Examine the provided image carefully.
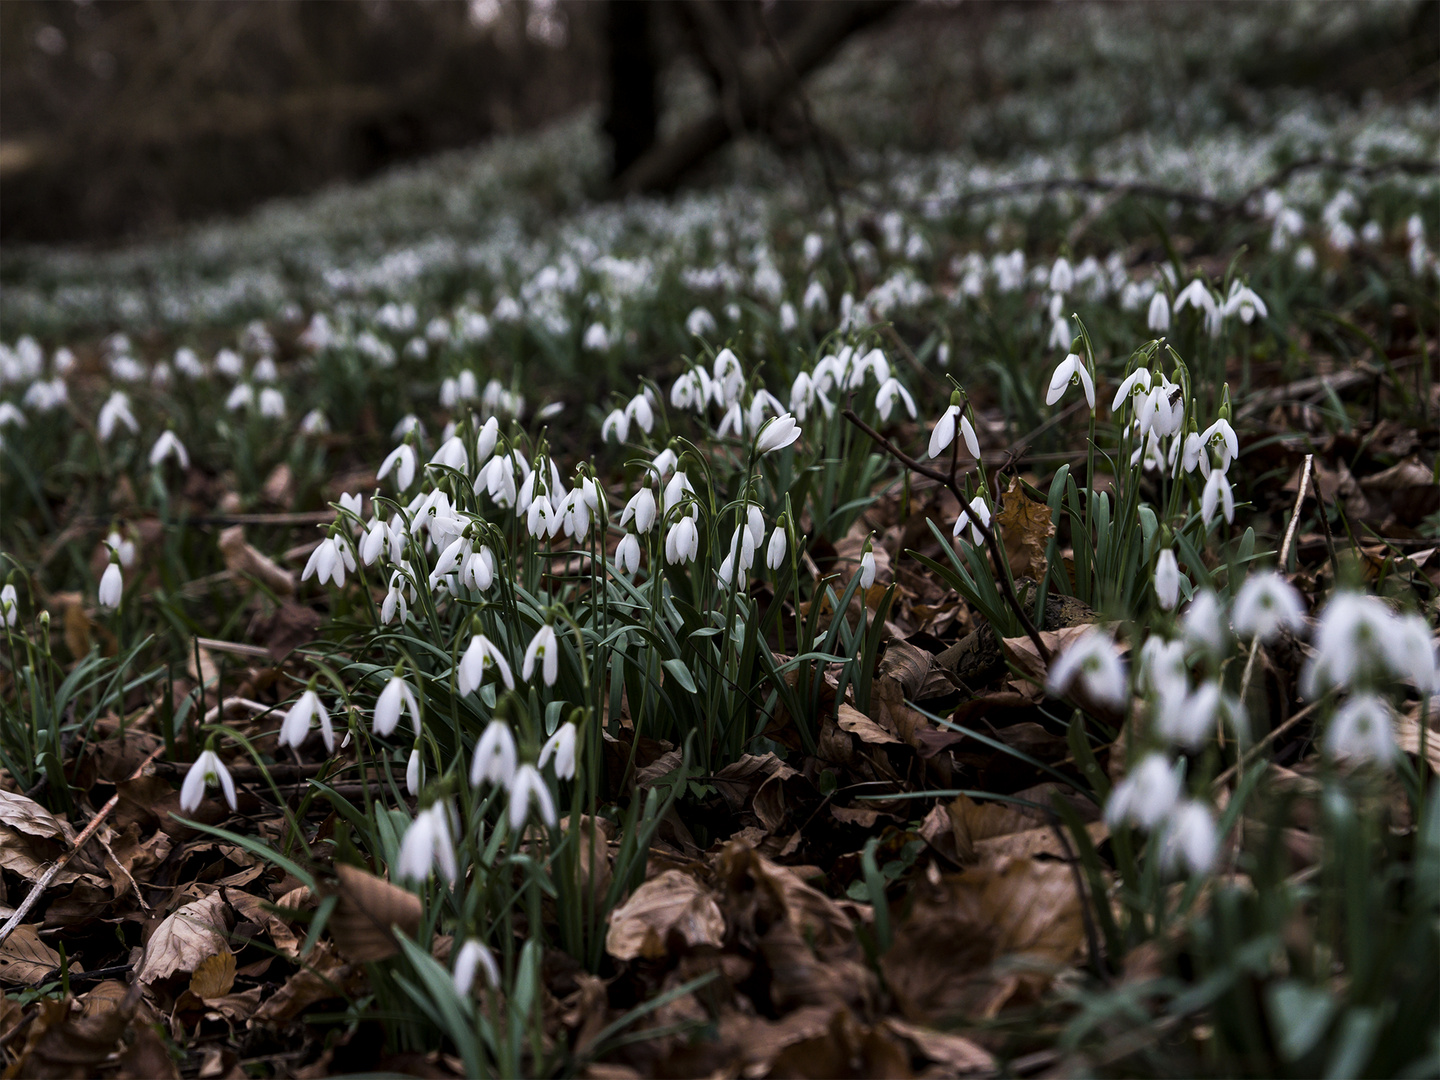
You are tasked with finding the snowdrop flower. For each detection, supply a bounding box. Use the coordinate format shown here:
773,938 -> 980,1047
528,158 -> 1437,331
686,307 -> 717,338
755,413 -> 801,454
1232,572 -> 1306,642
1139,636 -> 1189,703
621,486 -> 657,534
180,749 -> 237,813
1224,282 -> 1267,324
1294,246 -> 1317,273
526,493 -> 559,539
1105,753 -> 1182,829
429,435 -> 468,474
1301,592 -> 1402,697
1323,693 -> 1398,766
952,494 -> 992,546
458,633 -> 514,695
1159,800 -> 1218,875
1181,591 -> 1227,657
1395,613 -> 1439,693
453,940 -> 500,995
928,403 -> 959,459
802,279 -> 829,315
1047,628 -> 1128,709
539,722 -> 578,779
378,444 -> 417,491
359,518 -> 388,565
1147,292 -> 1171,333
97,392 -> 138,441
98,561 -> 124,609
662,470 -> 694,514
398,803 -> 457,883
601,408 -> 629,443
508,764 -> 557,831
0,584 -> 17,628
149,431 -> 189,469
1158,681 -> 1243,749
874,378 -> 916,422
1049,257 -> 1074,294
583,322 -> 610,352
523,624 -> 560,686
406,748 -> 423,796
0,403 -> 25,431
279,688 -> 335,752
1200,418 -> 1239,473
301,535 -> 357,587
258,388 -> 286,419
105,530 -> 136,567
665,515 -> 700,565
381,573 -> 409,625
460,546 -> 495,592
470,720 -> 518,789
766,523 -> 787,571
779,301 -> 798,333
1045,353 -> 1094,409
1154,549 -> 1182,611
858,545 -> 877,590
616,532 -> 642,576
1173,279 -> 1216,320
1111,368 -> 1153,415
374,674 -> 421,738
475,416 -> 499,467
299,409 -> 329,436
1200,469 -> 1235,526
626,392 -> 655,434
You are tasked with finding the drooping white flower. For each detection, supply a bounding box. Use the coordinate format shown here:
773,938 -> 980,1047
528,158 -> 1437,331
279,689 -> 335,752
453,939 -> 501,995
1049,257 -> 1074,294
508,764 -> 557,831
1200,419 -> 1240,473
874,378 -> 917,422
374,674 -> 421,738
406,748 -> 423,795
601,408 -> 629,444
1139,635 -> 1189,703
1158,680 -> 1244,749
665,515 -> 699,565
301,536 -> 357,588
1104,753 -> 1182,830
1159,800 -> 1218,875
1200,469 -> 1235,526
397,803 -> 457,883
460,547 -> 495,592
1223,283 -> 1267,324
859,548 -> 876,590
0,584 -> 18,628
1147,292 -> 1171,333
470,720 -> 518,789
523,624 -> 560,686
952,494 -> 992,546
622,486 -> 657,534
97,391 -> 139,442
149,431 -> 190,469
1044,353 -> 1095,409
429,435 -> 469,474
1301,592 -> 1411,697
756,413 -> 801,454
378,444 -> 417,491
662,471 -> 693,514
1323,693 -> 1398,766
1111,368 -> 1153,414
1394,613 -> 1439,693
1047,627 -> 1128,709
1174,279 -> 1217,320
616,532 -> 642,576
766,525 -> 787,571
539,722 -> 578,779
1181,591 -> 1227,657
179,749 -> 237,813
98,562 -> 124,608
1154,549 -> 1182,611
1232,571 -> 1306,642
458,634 -> 514,695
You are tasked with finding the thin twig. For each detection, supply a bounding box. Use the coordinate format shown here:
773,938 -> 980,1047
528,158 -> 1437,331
841,407 -> 1051,662
0,744 -> 165,946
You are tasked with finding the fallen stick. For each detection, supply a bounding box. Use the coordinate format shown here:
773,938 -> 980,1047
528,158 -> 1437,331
0,744 -> 165,946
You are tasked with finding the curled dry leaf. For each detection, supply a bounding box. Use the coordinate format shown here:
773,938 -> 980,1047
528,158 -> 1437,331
881,856 -> 1087,1022
605,870 -> 725,961
189,949 -> 237,999
0,789 -> 74,842
137,891 -> 230,984
882,1016 -> 996,1075
838,702 -> 902,746
253,941 -> 354,1023
10,982 -> 141,1080
327,863 -> 423,963
997,475 -> 1055,579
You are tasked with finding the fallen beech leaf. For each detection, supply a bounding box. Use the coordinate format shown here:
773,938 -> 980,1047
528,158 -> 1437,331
117,1020 -> 181,1080
882,856 -> 1087,1022
837,703 -> 901,745
997,475 -> 1054,579
974,819 -> 1109,862
0,789 -> 74,842
883,1016 -> 995,1074
78,980 -> 131,1020
945,794 -> 1043,863
138,891 -> 230,984
605,870 -> 725,961
328,863 -> 423,963
190,950 -> 237,999
218,525 -> 295,595
11,983 -> 140,1080
253,942 -> 353,1023
0,923 -> 62,984
765,1005 -> 910,1079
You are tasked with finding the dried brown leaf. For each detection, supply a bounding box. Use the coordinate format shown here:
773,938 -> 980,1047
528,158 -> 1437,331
0,924 -> 61,985
605,870 -> 725,961
837,703 -> 902,745
189,949 -> 237,999
137,891 -> 230,984
997,476 -> 1054,580
328,863 -> 423,963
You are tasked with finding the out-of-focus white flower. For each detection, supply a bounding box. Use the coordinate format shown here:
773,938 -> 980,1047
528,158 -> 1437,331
756,413 -> 801,454
180,749 -> 237,813
1049,257 -> 1074,294
1045,353 -> 1094,409
1139,635 -> 1188,703
1181,591 -> 1227,656
583,322 -> 610,352
1232,571 -> 1306,642
1301,592 -> 1416,697
1159,800 -> 1218,875
1105,753 -> 1181,829
98,561 -> 124,608
149,431 -> 190,469
1147,292 -> 1171,333
1224,282 -> 1267,324
458,634 -> 514,695
1395,613 -> 1439,693
875,378 -> 916,422
685,307 -> 717,337
97,391 -> 138,442
1174,279 -> 1216,320
1323,693 -> 1398,766
258,388 -> 286,418
105,530 -> 136,568
508,764 -> 557,831
1158,680 -> 1244,749
453,939 -> 500,995
374,674 -> 421,738
523,624 -> 560,686
279,689 -> 334,752
398,803 -> 457,883
471,720 -> 518,789
539,722 -> 578,779
406,748 -> 423,796
1201,469 -> 1235,526
1154,549 -> 1182,611
1047,627 -> 1128,709
779,301 -> 798,333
